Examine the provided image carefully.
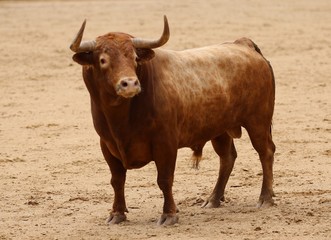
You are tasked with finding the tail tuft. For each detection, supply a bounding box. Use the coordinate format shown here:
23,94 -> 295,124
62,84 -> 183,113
191,144 -> 205,169
192,151 -> 202,169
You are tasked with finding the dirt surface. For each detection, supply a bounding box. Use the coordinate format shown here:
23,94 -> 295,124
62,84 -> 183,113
0,0 -> 330,239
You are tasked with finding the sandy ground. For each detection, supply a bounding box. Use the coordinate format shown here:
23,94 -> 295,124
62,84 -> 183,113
0,0 -> 330,239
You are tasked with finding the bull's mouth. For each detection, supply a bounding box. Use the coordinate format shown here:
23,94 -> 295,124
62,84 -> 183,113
116,88 -> 141,98
120,92 -> 140,98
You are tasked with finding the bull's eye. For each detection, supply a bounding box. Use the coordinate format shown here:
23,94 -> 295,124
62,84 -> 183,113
99,53 -> 110,69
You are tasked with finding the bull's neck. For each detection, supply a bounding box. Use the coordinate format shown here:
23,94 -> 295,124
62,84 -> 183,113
100,95 -> 132,131
104,61 -> 155,133
84,60 -> 155,141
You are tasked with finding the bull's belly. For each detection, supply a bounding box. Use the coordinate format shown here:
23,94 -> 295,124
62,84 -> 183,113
177,117 -> 241,148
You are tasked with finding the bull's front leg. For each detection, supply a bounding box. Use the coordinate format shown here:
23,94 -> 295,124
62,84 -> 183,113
154,144 -> 178,226
100,140 -> 128,224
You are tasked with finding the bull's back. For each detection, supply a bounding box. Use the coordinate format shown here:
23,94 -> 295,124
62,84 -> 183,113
153,42 -> 274,147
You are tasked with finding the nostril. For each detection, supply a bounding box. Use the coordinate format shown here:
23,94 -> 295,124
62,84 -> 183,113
134,80 -> 139,86
121,81 -> 128,88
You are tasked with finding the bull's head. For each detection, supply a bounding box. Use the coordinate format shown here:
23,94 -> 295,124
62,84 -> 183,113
70,16 -> 169,98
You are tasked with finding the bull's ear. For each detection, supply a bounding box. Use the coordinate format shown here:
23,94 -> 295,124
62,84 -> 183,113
135,48 -> 155,64
72,52 -> 94,65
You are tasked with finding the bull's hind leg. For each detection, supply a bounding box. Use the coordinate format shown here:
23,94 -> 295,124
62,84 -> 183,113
246,125 -> 276,207
202,133 -> 237,208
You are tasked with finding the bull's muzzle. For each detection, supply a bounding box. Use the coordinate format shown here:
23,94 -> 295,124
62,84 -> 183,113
116,78 -> 141,98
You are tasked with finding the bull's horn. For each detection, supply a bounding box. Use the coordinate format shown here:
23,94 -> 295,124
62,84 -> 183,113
70,19 -> 96,53
132,15 -> 170,49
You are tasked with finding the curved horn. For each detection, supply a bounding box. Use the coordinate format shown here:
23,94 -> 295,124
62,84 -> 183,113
70,19 -> 96,53
132,15 -> 170,49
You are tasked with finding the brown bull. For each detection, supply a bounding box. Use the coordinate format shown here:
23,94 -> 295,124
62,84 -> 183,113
70,16 -> 276,226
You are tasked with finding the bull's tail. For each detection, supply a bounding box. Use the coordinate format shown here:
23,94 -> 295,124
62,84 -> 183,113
234,38 -> 275,94
234,37 -> 263,55
251,40 -> 275,140
192,151 -> 202,169
252,41 -> 263,55
251,40 -> 276,98
235,37 -> 276,137
191,144 -> 205,169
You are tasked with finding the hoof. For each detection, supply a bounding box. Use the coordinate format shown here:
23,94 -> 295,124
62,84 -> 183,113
201,199 -> 220,208
157,213 -> 178,226
257,198 -> 275,208
106,212 -> 127,225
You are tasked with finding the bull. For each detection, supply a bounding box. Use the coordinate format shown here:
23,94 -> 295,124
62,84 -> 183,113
69,16 -> 276,226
